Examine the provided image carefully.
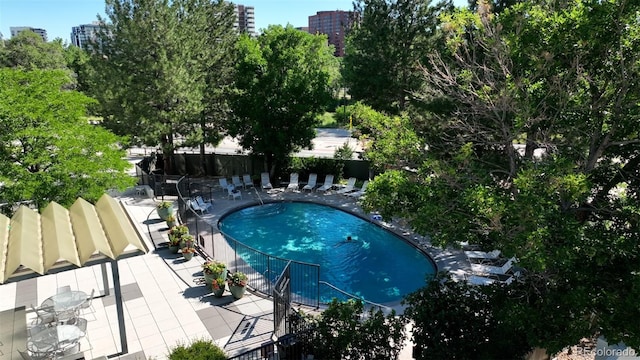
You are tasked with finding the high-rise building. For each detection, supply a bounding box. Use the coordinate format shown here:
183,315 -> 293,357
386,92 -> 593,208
10,26 -> 48,42
308,11 -> 353,57
234,4 -> 256,36
71,22 -> 102,50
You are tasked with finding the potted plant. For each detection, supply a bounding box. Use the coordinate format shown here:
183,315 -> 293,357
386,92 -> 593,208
181,246 -> 196,261
179,234 -> 194,249
227,271 -> 248,299
202,260 -> 226,290
165,214 -> 177,228
156,201 -> 174,220
211,277 -> 226,297
168,225 -> 188,253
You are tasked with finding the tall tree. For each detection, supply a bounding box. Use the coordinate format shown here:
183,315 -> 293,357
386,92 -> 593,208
0,69 -> 134,213
343,0 -> 452,114
227,25 -> 337,176
91,0 -> 236,173
0,30 -> 67,70
363,0 -> 640,355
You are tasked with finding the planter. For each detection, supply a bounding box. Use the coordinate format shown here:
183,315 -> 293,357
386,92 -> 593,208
157,206 -> 174,220
212,284 -> 226,298
168,245 -> 180,254
183,252 -> 194,261
204,270 -> 226,290
166,220 -> 176,228
229,284 -> 246,299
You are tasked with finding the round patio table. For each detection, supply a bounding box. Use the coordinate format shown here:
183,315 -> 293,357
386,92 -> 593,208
41,290 -> 87,313
27,324 -> 84,356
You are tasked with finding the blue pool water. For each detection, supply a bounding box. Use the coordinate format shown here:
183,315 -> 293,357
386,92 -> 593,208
218,202 -> 436,304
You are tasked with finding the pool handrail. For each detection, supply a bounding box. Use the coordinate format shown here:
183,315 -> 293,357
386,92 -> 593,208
318,280 -> 394,315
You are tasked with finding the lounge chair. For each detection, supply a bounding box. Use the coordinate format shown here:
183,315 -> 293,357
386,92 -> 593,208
464,249 -> 501,260
287,173 -> 299,191
219,178 -> 230,193
316,175 -> 334,192
232,175 -> 244,189
195,196 -> 213,212
187,199 -> 206,214
335,177 -> 357,194
261,172 -> 273,191
346,180 -> 369,198
471,257 -> 516,275
302,173 -> 318,192
242,174 -> 254,189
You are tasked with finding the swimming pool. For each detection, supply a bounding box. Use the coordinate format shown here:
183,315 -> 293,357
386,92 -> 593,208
218,202 -> 436,304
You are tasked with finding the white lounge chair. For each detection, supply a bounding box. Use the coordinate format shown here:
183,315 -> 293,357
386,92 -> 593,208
316,174 -> 334,192
287,173 -> 299,191
232,175 -> 244,189
302,173 -> 317,192
195,196 -> 213,212
261,172 -> 273,191
188,199 -> 206,213
242,174 -> 254,189
471,257 -> 516,275
464,250 -> 501,260
335,177 -> 357,194
227,185 -> 242,200
346,180 -> 369,198
219,178 -> 230,193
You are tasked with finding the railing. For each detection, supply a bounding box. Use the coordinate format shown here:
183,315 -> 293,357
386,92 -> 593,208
175,176 -> 391,313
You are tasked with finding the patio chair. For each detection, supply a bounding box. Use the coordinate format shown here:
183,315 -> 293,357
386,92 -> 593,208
302,173 -> 318,192
187,199 -> 206,214
242,174 -> 255,189
346,180 -> 369,198
471,257 -> 516,275
218,178 -> 230,193
286,173 -> 299,191
30,304 -> 55,325
316,174 -> 334,192
195,196 -> 213,212
56,286 -> 71,294
261,172 -> 273,191
227,185 -> 242,200
464,249 -> 501,260
232,175 -> 244,189
335,177 -> 357,194
79,289 -> 95,314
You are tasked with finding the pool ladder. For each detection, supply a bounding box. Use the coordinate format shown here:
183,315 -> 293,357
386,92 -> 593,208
253,187 -> 264,205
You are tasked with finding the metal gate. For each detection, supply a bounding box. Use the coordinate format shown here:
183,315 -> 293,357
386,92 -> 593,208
273,261 -> 291,338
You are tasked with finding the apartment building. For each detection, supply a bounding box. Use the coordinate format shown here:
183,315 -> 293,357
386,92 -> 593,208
10,26 -> 48,41
308,10 -> 353,57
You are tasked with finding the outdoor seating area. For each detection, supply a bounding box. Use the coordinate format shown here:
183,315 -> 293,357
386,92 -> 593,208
24,288 -> 94,360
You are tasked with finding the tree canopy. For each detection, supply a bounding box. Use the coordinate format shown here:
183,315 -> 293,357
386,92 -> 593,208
0,30 -> 67,70
357,0 -> 640,355
91,0 -> 237,172
0,68 -> 134,212
227,25 -> 337,175
343,0 -> 452,114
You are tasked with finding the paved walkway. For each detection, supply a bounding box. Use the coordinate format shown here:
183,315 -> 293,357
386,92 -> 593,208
0,183 -> 469,360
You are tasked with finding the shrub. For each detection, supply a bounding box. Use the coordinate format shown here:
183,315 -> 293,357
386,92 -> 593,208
168,339 -> 226,360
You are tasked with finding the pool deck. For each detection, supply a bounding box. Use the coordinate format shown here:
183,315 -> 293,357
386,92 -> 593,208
0,185 -> 470,360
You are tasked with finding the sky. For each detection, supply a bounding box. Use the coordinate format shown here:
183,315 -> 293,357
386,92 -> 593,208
0,0 -> 467,44
0,0 -> 352,43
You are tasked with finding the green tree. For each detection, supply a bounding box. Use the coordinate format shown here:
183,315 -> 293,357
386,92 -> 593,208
227,25 -> 337,176
0,69 -> 134,213
91,0 -> 236,173
0,30 -> 67,70
297,299 -> 406,359
343,0 -> 452,114
363,0 -> 640,355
